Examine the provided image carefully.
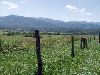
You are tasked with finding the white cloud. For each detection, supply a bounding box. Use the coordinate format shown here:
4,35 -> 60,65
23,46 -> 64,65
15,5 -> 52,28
79,8 -> 92,16
65,5 -> 78,12
65,4 -> 93,16
1,1 -> 18,10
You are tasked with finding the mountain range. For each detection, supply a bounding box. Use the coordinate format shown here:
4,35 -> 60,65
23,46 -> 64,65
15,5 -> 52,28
0,15 -> 100,33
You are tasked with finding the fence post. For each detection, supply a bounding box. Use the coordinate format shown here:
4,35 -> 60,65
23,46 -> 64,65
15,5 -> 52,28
35,30 -> 42,75
80,37 -> 88,49
85,38 -> 88,48
88,38 -> 89,43
80,38 -> 83,49
94,36 -> 95,40
71,36 -> 75,57
90,37 -> 91,43
83,38 -> 86,49
80,38 -> 85,49
99,33 -> 100,43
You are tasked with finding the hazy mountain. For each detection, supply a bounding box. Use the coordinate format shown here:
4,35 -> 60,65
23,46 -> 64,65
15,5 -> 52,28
0,15 -> 100,33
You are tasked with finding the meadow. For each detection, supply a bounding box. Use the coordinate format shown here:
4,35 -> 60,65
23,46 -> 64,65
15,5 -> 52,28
0,30 -> 100,75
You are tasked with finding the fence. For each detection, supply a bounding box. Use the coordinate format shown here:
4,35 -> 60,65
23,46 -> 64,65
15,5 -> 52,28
34,30 -> 99,74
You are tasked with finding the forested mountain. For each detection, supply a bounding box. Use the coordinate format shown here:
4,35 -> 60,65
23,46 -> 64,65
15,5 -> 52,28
0,15 -> 100,33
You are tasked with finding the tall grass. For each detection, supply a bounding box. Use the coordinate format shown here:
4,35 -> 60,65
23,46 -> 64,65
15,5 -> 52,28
0,35 -> 99,75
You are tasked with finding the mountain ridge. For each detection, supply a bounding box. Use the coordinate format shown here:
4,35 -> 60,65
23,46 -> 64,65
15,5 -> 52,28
0,15 -> 100,33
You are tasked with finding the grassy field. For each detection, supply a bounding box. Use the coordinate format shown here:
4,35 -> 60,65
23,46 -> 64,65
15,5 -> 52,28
0,33 -> 99,75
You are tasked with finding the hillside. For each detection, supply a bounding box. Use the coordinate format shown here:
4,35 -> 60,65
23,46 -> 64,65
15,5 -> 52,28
0,15 -> 100,33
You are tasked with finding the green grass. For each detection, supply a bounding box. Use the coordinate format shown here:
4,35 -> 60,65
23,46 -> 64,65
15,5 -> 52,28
0,34 -> 99,75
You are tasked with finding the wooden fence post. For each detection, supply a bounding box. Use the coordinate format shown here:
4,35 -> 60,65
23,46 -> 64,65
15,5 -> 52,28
80,38 -> 84,49
90,37 -> 91,43
85,38 -> 88,48
80,38 -> 83,49
71,36 -> 75,57
35,30 -> 42,75
99,33 -> 100,43
80,37 -> 88,49
83,38 -> 86,49
94,36 -> 95,40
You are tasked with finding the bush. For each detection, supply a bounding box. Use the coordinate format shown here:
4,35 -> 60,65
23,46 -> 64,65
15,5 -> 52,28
24,34 -> 33,37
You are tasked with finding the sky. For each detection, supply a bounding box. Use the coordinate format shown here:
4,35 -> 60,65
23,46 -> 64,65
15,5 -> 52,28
0,0 -> 100,22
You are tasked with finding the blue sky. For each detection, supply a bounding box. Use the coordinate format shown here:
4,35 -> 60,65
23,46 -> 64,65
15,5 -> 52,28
0,0 -> 100,22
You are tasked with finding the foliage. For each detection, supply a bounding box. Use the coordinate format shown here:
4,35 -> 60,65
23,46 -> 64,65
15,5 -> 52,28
0,35 -> 99,75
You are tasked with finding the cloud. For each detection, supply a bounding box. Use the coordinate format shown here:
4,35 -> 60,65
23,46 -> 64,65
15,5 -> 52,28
79,8 -> 92,16
65,5 -> 78,12
65,4 -> 93,16
1,1 -> 18,10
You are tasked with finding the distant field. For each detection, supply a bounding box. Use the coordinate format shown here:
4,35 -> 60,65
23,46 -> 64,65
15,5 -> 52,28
0,31 -> 99,75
